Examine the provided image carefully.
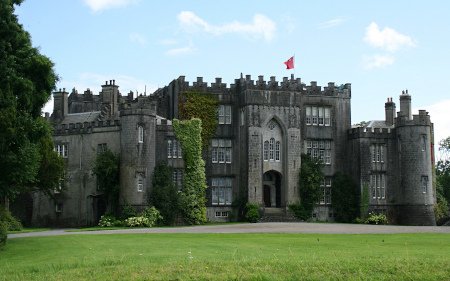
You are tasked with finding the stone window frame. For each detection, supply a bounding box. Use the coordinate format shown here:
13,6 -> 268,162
370,173 -> 386,199
211,139 -> 232,164
305,106 -> 331,127
371,144 -> 385,163
55,143 -> 68,158
211,177 -> 232,206
138,125 -> 144,143
136,173 -> 144,192
306,139 -> 332,165
421,175 -> 428,193
167,139 -> 182,159
172,168 -> 184,191
218,104 -> 232,125
55,203 -> 63,213
319,178 -> 332,205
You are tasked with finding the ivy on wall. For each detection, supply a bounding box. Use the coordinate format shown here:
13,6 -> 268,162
173,118 -> 207,224
178,92 -> 218,148
331,172 -> 359,223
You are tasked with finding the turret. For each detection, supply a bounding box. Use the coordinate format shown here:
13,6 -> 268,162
385,97 -> 396,126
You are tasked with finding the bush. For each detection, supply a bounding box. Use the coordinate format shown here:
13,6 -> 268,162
0,221 -> 7,247
245,203 -> 260,223
140,206 -> 163,226
365,212 -> 388,225
98,214 -> 121,227
288,203 -> 310,221
124,216 -> 151,227
120,204 -> 137,220
0,207 -> 22,231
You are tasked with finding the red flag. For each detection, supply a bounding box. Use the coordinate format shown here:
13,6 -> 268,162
284,56 -> 294,69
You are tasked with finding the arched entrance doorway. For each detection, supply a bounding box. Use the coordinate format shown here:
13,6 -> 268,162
263,171 -> 281,208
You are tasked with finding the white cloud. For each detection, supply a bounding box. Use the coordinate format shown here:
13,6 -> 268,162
363,54 -> 395,69
83,0 -> 139,12
129,32 -> 147,46
165,44 -> 196,56
364,22 -> 416,52
177,11 -> 276,41
318,17 -> 345,29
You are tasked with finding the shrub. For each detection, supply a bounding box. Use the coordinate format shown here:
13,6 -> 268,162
120,204 -> 137,220
98,214 -> 121,227
288,203 -> 310,221
124,216 -> 151,227
140,206 -> 163,226
245,203 -> 260,223
0,207 -> 23,231
0,221 -> 7,247
365,212 -> 388,225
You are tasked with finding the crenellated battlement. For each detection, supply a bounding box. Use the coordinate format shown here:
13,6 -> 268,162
170,74 -> 351,97
348,126 -> 394,139
53,118 -> 120,135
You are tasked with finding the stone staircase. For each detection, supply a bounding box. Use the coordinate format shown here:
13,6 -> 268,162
259,208 -> 301,222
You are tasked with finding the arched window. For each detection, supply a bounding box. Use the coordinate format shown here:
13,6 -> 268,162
138,126 -> 144,143
269,138 -> 275,160
275,141 -> 280,161
167,140 -> 172,158
263,141 -> 269,161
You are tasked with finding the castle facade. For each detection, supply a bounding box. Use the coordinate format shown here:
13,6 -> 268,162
29,74 -> 436,226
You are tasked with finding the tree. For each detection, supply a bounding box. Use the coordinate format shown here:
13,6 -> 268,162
436,137 -> 450,223
92,149 -> 120,214
0,0 -> 62,200
294,154 -> 324,220
150,163 -> 180,225
331,172 -> 359,222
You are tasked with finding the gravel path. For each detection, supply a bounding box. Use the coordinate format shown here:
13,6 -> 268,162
8,222 -> 450,239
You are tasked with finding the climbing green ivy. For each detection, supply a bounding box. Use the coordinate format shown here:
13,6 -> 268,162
178,92 -> 218,148
173,118 -> 207,224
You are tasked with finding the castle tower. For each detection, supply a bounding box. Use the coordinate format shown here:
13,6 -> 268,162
395,94 -> 435,225
119,96 -> 157,211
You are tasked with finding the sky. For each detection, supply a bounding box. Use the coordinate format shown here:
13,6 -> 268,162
15,0 -> 450,158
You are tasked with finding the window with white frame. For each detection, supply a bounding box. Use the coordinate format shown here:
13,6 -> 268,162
421,175 -> 428,193
55,144 -> 68,158
211,139 -> 232,164
306,139 -> 332,164
215,211 -> 229,217
172,169 -> 183,190
319,178 -> 332,205
263,138 -> 281,162
218,105 -> 232,124
55,178 -> 63,194
371,144 -> 385,163
305,106 -> 331,126
370,173 -> 386,199
138,126 -> 144,143
136,173 -> 144,192
167,139 -> 182,159
211,177 -> 232,205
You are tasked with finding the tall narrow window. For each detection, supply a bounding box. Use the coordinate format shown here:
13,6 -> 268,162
421,176 -> 428,193
312,106 -> 318,125
269,138 -> 275,160
225,105 -> 232,124
172,140 -> 178,159
167,140 -> 172,158
138,126 -> 144,143
318,107 -> 324,125
218,105 -> 225,124
422,135 -> 427,152
324,108 -> 331,126
275,141 -> 280,161
177,141 -> 183,158
306,106 -> 312,125
263,141 -> 269,161
211,177 -> 232,206
218,105 -> 232,124
137,174 -> 144,192
381,175 -> 386,199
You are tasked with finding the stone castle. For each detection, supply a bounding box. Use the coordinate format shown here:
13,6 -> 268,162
27,74 -> 436,226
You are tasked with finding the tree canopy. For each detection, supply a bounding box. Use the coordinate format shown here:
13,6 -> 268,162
0,0 -> 63,199
92,149 -> 120,213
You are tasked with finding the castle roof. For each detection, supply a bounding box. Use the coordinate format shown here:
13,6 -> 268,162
61,111 -> 101,124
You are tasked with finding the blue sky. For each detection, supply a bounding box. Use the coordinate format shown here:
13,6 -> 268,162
16,0 -> 450,155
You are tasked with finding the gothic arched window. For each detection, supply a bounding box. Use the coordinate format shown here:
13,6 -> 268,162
275,141 -> 280,161
269,138 -> 275,160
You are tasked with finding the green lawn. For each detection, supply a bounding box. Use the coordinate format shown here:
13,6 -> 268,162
7,227 -> 51,234
1,233 -> 449,280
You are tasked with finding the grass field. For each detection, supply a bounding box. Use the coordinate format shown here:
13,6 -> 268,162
1,233 -> 450,280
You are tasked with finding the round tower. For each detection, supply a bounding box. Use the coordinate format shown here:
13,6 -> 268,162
119,96 -> 156,211
396,108 -> 435,225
